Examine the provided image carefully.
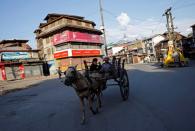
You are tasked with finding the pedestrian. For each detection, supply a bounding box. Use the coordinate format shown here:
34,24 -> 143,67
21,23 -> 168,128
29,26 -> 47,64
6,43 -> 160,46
57,67 -> 62,79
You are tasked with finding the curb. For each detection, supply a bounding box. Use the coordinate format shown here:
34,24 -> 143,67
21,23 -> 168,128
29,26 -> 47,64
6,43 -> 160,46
0,82 -> 41,96
0,76 -> 58,96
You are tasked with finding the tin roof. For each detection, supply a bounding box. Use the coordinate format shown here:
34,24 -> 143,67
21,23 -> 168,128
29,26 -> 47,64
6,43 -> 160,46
0,39 -> 29,44
44,13 -> 84,21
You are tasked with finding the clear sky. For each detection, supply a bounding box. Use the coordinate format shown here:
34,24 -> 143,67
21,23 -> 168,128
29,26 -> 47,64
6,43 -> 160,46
0,0 -> 195,48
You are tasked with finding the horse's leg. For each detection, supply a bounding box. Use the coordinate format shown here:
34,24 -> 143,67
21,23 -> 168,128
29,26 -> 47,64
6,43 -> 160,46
89,94 -> 96,115
98,88 -> 102,108
80,97 -> 85,124
99,83 -> 103,107
96,93 -> 100,113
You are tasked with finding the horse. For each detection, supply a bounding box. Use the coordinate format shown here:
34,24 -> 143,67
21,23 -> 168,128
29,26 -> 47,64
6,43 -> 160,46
63,66 -> 103,124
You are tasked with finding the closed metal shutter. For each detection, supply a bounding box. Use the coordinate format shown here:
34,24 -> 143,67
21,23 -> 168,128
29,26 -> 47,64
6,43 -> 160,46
24,65 -> 43,78
0,69 -> 2,80
5,66 -> 20,80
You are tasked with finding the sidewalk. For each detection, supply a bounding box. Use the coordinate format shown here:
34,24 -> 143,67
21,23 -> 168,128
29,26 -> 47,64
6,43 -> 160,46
0,75 -> 58,95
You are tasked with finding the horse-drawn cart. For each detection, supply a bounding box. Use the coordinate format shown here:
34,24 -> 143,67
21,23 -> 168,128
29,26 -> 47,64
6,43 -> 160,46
84,57 -> 129,101
63,57 -> 130,124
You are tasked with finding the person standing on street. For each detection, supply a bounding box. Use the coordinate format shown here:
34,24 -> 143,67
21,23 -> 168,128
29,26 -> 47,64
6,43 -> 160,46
57,67 -> 62,79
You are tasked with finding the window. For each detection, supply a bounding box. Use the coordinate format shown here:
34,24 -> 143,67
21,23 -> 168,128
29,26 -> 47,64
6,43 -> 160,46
85,23 -> 90,27
46,37 -> 50,44
56,46 -> 61,51
49,36 -> 52,42
56,44 -> 69,51
47,48 -> 51,55
76,21 -> 82,26
51,47 -> 54,54
71,44 -> 80,49
67,19 -> 72,24
58,19 -> 62,25
49,23 -> 54,28
48,24 -> 52,28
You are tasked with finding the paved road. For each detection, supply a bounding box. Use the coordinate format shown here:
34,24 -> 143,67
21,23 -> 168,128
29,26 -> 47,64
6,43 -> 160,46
0,64 -> 195,131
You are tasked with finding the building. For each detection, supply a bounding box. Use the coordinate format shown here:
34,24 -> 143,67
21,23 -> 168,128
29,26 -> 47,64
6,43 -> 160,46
111,42 -> 129,62
0,39 -> 43,81
154,32 -> 187,61
124,40 -> 146,64
107,46 -> 113,57
34,13 -> 103,73
143,34 -> 165,62
192,24 -> 195,44
187,24 -> 195,58
108,39 -> 146,64
107,40 -> 129,57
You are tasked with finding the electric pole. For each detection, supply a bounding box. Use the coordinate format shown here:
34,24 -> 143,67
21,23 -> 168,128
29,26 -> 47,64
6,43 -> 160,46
99,0 -> 108,56
163,7 -> 175,48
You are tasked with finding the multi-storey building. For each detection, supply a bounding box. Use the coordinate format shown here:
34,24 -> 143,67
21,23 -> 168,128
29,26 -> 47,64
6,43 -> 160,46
0,39 -> 42,80
143,34 -> 165,61
34,13 -> 103,74
124,40 -> 146,64
191,24 -> 195,46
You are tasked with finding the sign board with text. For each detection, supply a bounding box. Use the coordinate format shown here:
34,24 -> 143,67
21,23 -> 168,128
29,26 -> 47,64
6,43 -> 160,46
52,31 -> 103,45
53,51 -> 68,59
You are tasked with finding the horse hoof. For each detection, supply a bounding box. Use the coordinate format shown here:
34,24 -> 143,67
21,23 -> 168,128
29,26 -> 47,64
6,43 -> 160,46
92,111 -> 97,115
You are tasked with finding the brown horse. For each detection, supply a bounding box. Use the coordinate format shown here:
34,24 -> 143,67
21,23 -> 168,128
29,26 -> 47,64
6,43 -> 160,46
64,66 -> 103,124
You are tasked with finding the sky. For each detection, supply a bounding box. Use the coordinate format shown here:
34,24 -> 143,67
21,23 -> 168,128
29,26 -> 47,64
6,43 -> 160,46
0,0 -> 195,49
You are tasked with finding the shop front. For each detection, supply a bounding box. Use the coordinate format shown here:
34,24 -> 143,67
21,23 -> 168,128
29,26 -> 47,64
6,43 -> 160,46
54,49 -> 102,71
0,51 -> 43,80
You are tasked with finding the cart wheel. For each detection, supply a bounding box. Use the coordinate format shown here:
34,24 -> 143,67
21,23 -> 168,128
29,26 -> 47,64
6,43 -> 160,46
119,69 -> 129,101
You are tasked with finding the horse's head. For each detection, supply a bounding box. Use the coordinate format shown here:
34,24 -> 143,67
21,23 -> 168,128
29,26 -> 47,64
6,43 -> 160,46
64,66 -> 77,86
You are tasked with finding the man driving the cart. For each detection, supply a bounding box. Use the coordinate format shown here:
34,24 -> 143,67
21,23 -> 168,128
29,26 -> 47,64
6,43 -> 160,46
99,56 -> 112,74
90,58 -> 102,72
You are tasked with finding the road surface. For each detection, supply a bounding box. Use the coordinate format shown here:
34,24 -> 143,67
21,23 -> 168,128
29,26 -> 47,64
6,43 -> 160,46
0,63 -> 195,131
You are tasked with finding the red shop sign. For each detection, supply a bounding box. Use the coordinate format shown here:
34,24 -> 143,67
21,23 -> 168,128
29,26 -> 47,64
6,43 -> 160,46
51,33 -> 68,45
19,65 -> 25,79
68,31 -> 102,43
54,51 -> 68,59
72,50 -> 100,56
1,66 -> 7,80
52,31 -> 102,45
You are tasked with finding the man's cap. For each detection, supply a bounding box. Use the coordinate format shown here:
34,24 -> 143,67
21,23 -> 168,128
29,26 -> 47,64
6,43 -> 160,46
103,56 -> 109,61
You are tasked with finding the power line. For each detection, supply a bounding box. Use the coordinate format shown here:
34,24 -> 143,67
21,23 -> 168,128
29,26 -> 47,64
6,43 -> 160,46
172,0 -> 193,8
103,8 -> 146,22
103,9 -> 117,17
85,11 -> 99,18
173,2 -> 195,11
171,0 -> 186,8
151,16 -> 165,35
103,8 -> 166,37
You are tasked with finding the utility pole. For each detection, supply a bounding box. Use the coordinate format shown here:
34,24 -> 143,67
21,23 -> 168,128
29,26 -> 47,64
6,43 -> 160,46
163,7 -> 175,48
99,0 -> 108,56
